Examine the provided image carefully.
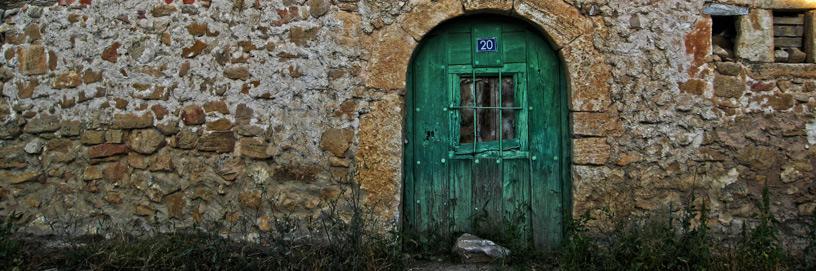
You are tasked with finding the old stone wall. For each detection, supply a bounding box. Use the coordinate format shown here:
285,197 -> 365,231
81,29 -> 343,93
0,0 -> 814,249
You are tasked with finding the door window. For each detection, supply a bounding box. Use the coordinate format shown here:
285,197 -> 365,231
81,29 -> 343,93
459,76 -> 516,144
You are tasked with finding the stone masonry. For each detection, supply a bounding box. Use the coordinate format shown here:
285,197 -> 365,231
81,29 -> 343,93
0,0 -> 814,250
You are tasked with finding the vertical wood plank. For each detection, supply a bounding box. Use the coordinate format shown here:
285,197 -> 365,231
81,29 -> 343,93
450,159 -> 473,234
404,54 -> 416,239
526,29 -> 564,250
503,158 -> 531,245
473,158 -> 502,234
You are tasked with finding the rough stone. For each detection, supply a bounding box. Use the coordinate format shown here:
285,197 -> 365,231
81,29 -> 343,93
52,70 -> 82,89
197,132 -> 235,153
716,62 -> 743,76
23,115 -> 61,134
307,0 -> 330,18
112,113 -> 154,129
239,137 -> 272,159
0,171 -> 41,185
713,74 -> 745,98
206,118 -> 232,131
573,112 -> 621,137
239,191 -> 262,209
127,129 -> 166,154
101,42 -> 121,63
573,138 -> 610,165
151,4 -> 177,17
173,128 -> 199,149
87,144 -> 128,159
182,40 -> 208,58
289,27 -> 319,46
203,100 -> 229,114
452,234 -> 510,264
181,105 -> 205,125
81,130 -> 106,145
223,66 -> 250,80
362,26 -> 416,90
735,9 -> 774,62
18,45 -> 48,75
320,128 -> 353,157
24,138 -> 45,154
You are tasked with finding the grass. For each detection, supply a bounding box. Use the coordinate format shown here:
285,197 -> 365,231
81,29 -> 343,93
1,187 -> 814,270
0,188 -> 403,271
557,187 -> 812,271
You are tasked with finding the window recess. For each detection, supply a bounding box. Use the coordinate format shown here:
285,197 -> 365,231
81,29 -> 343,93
712,15 -> 738,61
773,11 -> 808,63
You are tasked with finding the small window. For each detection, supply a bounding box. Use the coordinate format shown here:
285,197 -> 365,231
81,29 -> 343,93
458,76 -> 515,144
773,11 -> 808,63
712,15 -> 737,61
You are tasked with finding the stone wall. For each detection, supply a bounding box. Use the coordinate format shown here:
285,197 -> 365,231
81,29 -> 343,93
0,0 -> 814,249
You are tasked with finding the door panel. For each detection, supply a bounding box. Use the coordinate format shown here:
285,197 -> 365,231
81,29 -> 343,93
404,17 -> 568,250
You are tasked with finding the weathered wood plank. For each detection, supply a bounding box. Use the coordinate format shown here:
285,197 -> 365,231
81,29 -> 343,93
774,25 -> 804,37
473,158 -> 502,234
774,14 -> 805,25
775,37 -> 804,48
526,30 -> 565,250
450,159 -> 473,234
503,158 -> 531,245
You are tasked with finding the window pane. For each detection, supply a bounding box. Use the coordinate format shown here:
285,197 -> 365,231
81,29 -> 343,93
501,77 -> 514,108
477,109 -> 498,142
459,108 -> 474,143
502,109 -> 516,140
460,78 -> 474,107
477,109 -> 516,142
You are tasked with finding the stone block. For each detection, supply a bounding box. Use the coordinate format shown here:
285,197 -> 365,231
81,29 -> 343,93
363,25 -> 416,90
572,112 -> 621,137
181,105 -> 205,125
127,129 -> 166,154
464,0 -> 513,11
561,35 -> 611,112
81,130 -> 106,145
320,127 -> 354,157
23,114 -> 61,134
112,113 -> 154,129
307,0 -> 330,18
18,45 -> 48,75
573,138 -> 610,165
401,0 -> 463,40
714,74 -> 745,98
197,132 -> 235,153
52,70 -> 82,89
735,9 -> 774,62
239,138 -> 273,159
87,143 -> 128,159
0,171 -> 40,185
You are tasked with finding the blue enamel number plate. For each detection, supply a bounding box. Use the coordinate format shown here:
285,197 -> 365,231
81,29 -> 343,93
476,37 -> 498,53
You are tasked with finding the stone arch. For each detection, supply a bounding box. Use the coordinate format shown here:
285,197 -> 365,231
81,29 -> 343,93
355,0 -> 614,221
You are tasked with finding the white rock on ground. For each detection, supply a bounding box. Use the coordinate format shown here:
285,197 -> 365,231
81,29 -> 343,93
451,234 -> 510,264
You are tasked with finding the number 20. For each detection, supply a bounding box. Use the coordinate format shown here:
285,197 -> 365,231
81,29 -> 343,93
479,39 -> 495,51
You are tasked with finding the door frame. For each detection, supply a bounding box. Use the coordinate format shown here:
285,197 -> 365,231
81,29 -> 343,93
401,15 -> 574,249
353,2 -> 614,244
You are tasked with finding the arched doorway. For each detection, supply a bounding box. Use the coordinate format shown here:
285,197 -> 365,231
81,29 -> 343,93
403,15 -> 571,250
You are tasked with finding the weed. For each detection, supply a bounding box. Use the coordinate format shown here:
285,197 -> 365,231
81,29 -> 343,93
2,187 -> 402,271
735,186 -> 786,271
805,215 -> 816,270
0,212 -> 22,270
560,193 -> 717,271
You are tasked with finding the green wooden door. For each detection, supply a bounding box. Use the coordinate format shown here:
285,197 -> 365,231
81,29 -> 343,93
404,16 -> 570,250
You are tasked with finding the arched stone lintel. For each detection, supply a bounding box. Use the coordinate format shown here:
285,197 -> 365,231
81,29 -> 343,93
362,0 -> 611,112
358,0 -> 615,220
